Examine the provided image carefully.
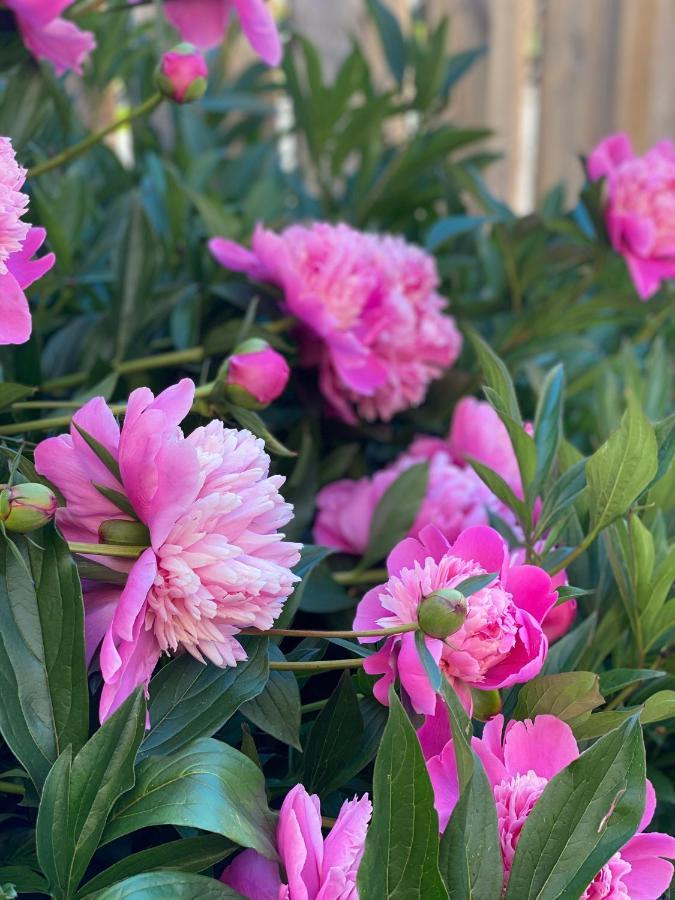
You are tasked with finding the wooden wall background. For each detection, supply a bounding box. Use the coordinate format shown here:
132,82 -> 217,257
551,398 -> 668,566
288,0 -> 675,212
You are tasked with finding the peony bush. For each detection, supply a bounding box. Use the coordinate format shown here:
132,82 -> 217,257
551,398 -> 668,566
0,2 -> 672,899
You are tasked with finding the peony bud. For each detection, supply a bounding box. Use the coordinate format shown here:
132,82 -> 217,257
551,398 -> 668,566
221,338 -> 290,410
155,43 -> 208,104
418,588 -> 467,640
0,483 -> 57,533
470,687 -> 502,722
99,519 -> 151,547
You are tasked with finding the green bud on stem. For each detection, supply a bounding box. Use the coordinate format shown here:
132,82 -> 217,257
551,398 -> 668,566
0,483 -> 57,533
418,588 -> 468,640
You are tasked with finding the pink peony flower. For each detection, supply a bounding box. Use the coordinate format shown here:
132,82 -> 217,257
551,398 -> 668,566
34,378 -> 301,722
156,43 -> 208,104
221,783 -> 372,898
5,0 -> 95,75
209,223 -> 462,423
225,339 -> 290,409
131,0 -> 282,65
314,397 -> 521,557
588,133 -> 675,300
424,714 -> 675,897
510,546 -> 576,643
0,137 -> 55,345
353,525 -> 556,716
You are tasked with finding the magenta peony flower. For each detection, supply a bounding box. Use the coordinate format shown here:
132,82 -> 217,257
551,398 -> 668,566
224,338 -> 290,409
588,133 -> 675,300
131,0 -> 281,65
5,0 -> 95,75
0,137 -> 55,345
221,783 -> 372,898
353,525 -> 556,715
156,43 -> 209,104
209,223 -> 462,423
314,397 -> 521,556
34,378 -> 301,722
510,545 -> 576,643
423,714 -> 675,897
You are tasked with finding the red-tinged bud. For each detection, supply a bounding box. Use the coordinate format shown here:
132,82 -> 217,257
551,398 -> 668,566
418,588 -> 467,640
221,338 -> 290,410
0,483 -> 57,533
156,43 -> 208,104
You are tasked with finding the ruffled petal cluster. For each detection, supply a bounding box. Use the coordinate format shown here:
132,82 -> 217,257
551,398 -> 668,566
221,783 -> 372,898
423,713 -> 675,896
210,223 -> 462,423
130,0 -> 281,65
5,0 -> 95,75
353,524 -> 556,715
588,133 -> 675,300
0,137 -> 55,345
34,378 -> 301,722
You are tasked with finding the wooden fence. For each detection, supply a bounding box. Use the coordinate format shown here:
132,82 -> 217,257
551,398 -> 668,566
289,0 -> 675,212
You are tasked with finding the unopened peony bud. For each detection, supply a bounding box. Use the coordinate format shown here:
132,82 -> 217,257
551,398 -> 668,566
0,483 -> 57,533
221,338 -> 290,410
156,43 -> 208,104
418,588 -> 467,640
470,687 -> 502,722
99,519 -> 151,547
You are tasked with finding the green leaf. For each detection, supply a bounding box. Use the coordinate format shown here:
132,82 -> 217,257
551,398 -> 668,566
454,573 -> 498,597
303,671 -> 364,795
0,525 -> 88,789
77,836 -> 233,897
36,690 -> 146,900
114,194 -> 157,361
92,484 -> 136,519
599,668 -> 666,697
439,752 -> 502,900
467,457 -> 527,519
358,691 -> 447,900
140,638 -> 269,759
505,716 -> 645,900
360,462 -> 429,569
102,738 -> 276,859
83,871 -> 243,900
587,394 -> 658,535
274,545 -> 334,630
0,383 -> 35,412
513,672 -> 604,727
414,630 -> 442,692
574,691 -> 675,741
465,326 -> 522,424
440,681 -> 473,791
537,459 -> 587,536
533,364 -> 565,492
72,424 -> 122,484
0,867 -> 47,895
240,645 -> 301,750
366,0 -> 407,84
541,613 -> 596,676
225,404 -> 296,458
425,216 -> 491,251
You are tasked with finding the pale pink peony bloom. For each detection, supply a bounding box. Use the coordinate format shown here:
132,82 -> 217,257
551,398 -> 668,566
221,783 -> 372,899
588,133 -> 675,300
226,341 -> 290,408
34,378 -> 301,722
314,397 -> 521,557
0,137 -> 55,344
131,0 -> 281,64
353,525 -> 556,716
5,0 -> 95,75
209,223 -> 462,424
423,714 -> 675,898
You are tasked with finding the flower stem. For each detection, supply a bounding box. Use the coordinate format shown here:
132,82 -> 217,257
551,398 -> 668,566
332,567 -> 388,586
0,780 -> 25,796
69,541 -> 147,559
268,659 -> 365,672
0,383 -> 215,435
41,346 -> 206,393
242,623 -> 417,639
547,533 -> 595,577
28,94 -> 163,178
